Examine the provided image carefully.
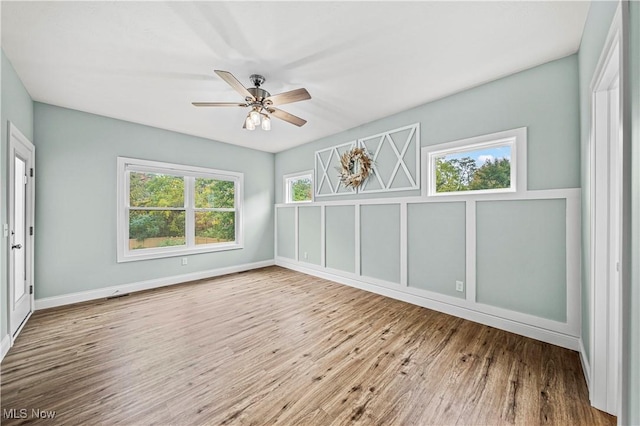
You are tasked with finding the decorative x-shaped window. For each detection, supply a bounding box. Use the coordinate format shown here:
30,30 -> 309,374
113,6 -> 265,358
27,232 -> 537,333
314,141 -> 357,197
359,123 -> 420,193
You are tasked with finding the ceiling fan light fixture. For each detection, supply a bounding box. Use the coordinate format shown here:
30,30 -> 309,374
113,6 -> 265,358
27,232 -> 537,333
249,109 -> 261,126
245,115 -> 256,131
261,115 -> 271,131
194,70 -> 311,130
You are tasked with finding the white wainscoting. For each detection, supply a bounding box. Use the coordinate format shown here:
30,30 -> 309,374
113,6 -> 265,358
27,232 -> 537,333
275,188 -> 581,351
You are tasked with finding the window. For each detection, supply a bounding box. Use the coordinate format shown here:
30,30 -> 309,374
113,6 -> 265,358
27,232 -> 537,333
117,157 -> 243,262
284,170 -> 313,203
423,127 -> 526,197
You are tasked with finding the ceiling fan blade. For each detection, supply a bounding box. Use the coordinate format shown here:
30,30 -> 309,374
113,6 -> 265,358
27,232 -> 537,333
192,102 -> 247,107
214,70 -> 255,101
268,107 -> 307,127
265,88 -> 311,107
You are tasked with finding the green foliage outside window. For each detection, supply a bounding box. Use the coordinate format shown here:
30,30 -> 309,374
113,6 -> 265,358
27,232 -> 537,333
129,172 -> 236,249
290,178 -> 312,202
436,157 -> 511,193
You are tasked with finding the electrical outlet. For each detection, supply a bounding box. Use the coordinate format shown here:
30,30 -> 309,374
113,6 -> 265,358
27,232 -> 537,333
304,251 -> 308,260
181,258 -> 188,266
456,280 -> 464,292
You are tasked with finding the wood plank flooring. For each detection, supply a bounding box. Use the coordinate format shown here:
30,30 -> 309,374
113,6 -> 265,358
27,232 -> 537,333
1,266 -> 614,425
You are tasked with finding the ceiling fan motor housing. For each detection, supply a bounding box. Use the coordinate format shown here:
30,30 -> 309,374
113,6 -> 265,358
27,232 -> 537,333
247,87 -> 271,104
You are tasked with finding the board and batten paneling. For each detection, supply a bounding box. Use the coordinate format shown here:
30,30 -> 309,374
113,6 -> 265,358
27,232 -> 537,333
325,206 -> 356,273
276,207 -> 295,260
360,204 -> 401,283
275,188 -> 581,351
408,202 -> 466,298
298,206 -> 322,265
476,199 -> 567,322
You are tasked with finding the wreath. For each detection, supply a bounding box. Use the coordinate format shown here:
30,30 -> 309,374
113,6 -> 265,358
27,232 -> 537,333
337,147 -> 373,188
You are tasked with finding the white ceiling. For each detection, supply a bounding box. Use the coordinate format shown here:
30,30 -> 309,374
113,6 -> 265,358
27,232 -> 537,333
1,1 -> 590,153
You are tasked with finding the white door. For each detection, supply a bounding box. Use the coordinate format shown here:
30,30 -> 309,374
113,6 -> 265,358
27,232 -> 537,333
8,123 -> 35,339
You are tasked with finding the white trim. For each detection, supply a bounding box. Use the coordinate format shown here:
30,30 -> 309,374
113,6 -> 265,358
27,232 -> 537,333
314,141 -> 357,197
355,204 -> 361,275
587,4 -> 622,416
465,200 -> 477,302
359,123 -> 421,194
1,335 -> 11,362
283,170 -> 314,204
276,188 -> 579,208
400,202 -> 408,286
320,205 -> 326,267
116,157 -> 244,263
294,206 -> 299,262
580,338 -> 592,390
422,127 -> 527,197
7,122 -> 36,343
11,311 -> 32,346
313,124 -> 420,197
276,258 -> 580,351
34,260 -> 275,310
566,191 -> 582,339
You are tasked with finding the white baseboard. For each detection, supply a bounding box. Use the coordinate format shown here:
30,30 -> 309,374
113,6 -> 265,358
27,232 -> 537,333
1,334 -> 11,362
579,338 -> 591,390
35,260 -> 275,310
276,258 -> 581,351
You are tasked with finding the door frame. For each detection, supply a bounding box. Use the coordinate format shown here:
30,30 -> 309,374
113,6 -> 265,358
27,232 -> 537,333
588,4 -> 624,417
6,121 -> 35,344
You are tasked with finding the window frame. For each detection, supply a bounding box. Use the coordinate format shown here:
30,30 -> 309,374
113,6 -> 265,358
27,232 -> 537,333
117,157 -> 243,262
422,127 -> 527,198
283,170 -> 314,204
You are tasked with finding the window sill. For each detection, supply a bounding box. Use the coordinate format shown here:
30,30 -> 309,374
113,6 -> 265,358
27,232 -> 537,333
117,242 -> 243,263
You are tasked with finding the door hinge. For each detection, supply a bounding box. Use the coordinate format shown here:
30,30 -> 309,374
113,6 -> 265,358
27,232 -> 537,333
30,226 -> 34,236
30,168 -> 34,177
29,285 -> 33,295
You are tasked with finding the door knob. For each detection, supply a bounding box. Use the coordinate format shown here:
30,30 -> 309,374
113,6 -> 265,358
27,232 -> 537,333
11,244 -> 22,250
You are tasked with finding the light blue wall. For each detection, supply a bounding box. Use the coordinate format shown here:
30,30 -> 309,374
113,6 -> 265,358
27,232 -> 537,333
1,50 -> 34,343
275,54 -> 579,324
298,206 -> 321,265
627,2 -> 639,423
325,205 -> 355,273
476,199 -> 567,322
407,202 -> 465,298
577,0 -> 619,364
33,103 -> 274,299
360,204 -> 400,283
276,207 -> 295,259
276,54 -> 580,203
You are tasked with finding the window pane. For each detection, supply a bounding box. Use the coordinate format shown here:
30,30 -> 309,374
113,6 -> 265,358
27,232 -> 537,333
195,178 -> 235,209
195,211 -> 235,245
435,145 -> 511,193
129,210 -> 186,250
130,172 -> 184,207
288,177 -> 312,202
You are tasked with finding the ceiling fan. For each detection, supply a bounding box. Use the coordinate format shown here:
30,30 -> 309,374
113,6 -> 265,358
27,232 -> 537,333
192,70 -> 311,131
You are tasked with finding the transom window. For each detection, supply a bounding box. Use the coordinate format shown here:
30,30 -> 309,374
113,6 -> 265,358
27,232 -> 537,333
284,171 -> 313,203
423,127 -> 526,197
117,157 -> 243,262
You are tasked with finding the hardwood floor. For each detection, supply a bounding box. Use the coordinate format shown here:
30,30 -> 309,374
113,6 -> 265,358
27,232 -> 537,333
1,266 -> 613,425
